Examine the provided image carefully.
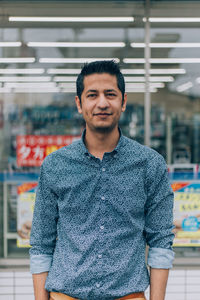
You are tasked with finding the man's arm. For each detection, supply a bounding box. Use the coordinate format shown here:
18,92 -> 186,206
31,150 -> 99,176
30,161 -> 58,298
144,154 -> 175,299
150,268 -> 169,300
33,272 -> 49,300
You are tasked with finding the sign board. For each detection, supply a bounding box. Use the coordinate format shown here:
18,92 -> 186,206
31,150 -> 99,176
17,183 -> 37,247
16,135 -> 80,166
172,181 -> 200,246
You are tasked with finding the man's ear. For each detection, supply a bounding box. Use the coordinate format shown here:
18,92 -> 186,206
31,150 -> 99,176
75,96 -> 82,114
121,93 -> 127,112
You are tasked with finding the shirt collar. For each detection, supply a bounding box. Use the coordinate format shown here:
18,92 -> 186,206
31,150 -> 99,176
79,127 -> 125,156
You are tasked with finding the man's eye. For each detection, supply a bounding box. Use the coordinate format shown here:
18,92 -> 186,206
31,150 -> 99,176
87,94 -> 96,98
107,93 -> 116,97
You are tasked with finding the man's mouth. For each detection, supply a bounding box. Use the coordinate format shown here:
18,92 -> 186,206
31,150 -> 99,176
94,113 -> 112,116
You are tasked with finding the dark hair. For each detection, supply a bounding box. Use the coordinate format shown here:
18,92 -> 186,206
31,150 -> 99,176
76,60 -> 125,103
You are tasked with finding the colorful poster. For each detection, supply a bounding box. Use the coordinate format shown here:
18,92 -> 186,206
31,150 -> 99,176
17,182 -> 37,247
172,181 -> 200,246
16,135 -> 80,166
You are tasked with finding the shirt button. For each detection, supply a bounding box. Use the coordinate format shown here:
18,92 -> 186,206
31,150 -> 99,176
114,154 -> 117,158
102,167 -> 106,172
96,283 -> 100,288
98,254 -> 102,259
100,225 -> 104,230
101,196 -> 105,200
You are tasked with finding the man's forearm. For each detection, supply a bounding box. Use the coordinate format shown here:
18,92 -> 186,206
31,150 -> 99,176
150,268 -> 169,300
33,272 -> 49,300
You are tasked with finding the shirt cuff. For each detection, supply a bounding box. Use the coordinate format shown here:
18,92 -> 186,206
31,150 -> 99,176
147,247 -> 174,269
30,254 -> 53,274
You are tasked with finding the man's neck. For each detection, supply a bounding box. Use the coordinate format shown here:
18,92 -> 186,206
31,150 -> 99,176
84,126 -> 120,160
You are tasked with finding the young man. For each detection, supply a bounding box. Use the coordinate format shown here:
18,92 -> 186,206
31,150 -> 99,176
30,60 -> 174,300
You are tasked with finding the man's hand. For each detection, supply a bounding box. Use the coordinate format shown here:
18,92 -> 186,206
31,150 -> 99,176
150,268 -> 169,300
32,272 -> 49,300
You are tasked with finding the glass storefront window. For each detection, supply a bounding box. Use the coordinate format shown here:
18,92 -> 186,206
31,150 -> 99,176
1,0 -> 200,261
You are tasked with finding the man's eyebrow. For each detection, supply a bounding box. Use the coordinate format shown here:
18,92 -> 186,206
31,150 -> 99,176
86,89 -> 97,94
105,89 -> 117,92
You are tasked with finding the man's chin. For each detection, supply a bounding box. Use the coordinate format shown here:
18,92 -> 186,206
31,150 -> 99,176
93,124 -> 116,133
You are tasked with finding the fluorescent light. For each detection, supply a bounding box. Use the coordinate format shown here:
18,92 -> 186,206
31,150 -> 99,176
122,68 -> 185,74
131,43 -> 200,48
9,16 -> 134,22
0,68 -> 44,74
5,82 -> 56,88
176,82 -> 193,92
58,83 -> 76,88
47,68 -> 185,75
143,17 -> 200,23
40,58 -> 120,63
126,88 -> 157,93
14,88 -> 60,93
47,68 -> 81,74
0,88 -> 11,93
0,58 -> 35,63
0,76 -> 51,82
124,76 -> 173,82
28,42 -> 125,48
123,58 -> 200,64
125,83 -> 164,88
53,76 -> 77,82
0,42 -> 22,47
61,89 -> 76,93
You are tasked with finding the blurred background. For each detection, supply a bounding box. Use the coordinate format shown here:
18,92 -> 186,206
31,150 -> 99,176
1,1 -> 200,299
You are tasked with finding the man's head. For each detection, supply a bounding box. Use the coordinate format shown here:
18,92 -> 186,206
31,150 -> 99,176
76,60 -> 125,104
75,60 -> 127,134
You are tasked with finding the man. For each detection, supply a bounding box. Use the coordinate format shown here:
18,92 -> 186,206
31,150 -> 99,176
30,60 -> 174,300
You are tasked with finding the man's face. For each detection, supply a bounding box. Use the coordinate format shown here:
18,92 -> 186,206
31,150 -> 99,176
75,73 -> 127,133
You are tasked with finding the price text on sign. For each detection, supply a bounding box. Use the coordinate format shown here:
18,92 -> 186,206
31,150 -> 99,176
175,192 -> 200,201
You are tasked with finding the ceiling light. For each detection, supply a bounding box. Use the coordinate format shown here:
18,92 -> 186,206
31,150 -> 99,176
5,82 -> 56,88
0,88 -> 11,93
124,76 -> 173,82
123,58 -> 200,64
121,68 -> 185,74
40,58 -> 120,63
47,68 -> 81,74
131,43 -> 200,48
0,76 -> 51,82
125,83 -> 164,88
0,68 -> 44,74
0,42 -> 22,47
53,76 -> 77,82
143,17 -> 200,23
28,42 -> 125,48
9,16 -> 134,22
14,88 -> 60,93
126,88 -> 157,93
176,82 -> 193,92
58,83 -> 76,88
0,58 -> 35,63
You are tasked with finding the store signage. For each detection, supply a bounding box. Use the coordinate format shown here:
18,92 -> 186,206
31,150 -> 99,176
16,135 -> 80,167
17,182 -> 37,248
172,181 -> 200,246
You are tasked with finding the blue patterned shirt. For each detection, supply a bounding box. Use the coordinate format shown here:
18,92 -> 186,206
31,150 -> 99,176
30,129 -> 174,300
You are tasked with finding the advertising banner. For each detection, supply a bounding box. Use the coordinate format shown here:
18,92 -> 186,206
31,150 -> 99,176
17,183 -> 37,247
172,181 -> 200,246
16,135 -> 80,166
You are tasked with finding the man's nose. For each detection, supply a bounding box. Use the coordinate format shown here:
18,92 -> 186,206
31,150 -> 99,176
97,94 -> 109,108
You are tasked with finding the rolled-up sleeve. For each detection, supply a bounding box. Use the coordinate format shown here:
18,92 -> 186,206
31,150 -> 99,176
29,159 -> 58,274
144,153 -> 175,269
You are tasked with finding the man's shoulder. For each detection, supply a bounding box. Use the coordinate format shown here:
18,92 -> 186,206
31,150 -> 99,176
123,135 -> 162,161
42,139 -> 82,166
